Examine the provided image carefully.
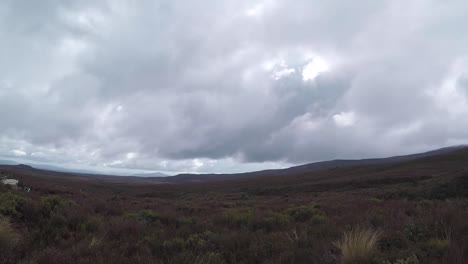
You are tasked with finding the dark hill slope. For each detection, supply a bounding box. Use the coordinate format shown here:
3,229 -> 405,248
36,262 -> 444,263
1,146 -> 466,191
178,147 -> 468,199
163,146 -> 466,183
0,146 -> 466,200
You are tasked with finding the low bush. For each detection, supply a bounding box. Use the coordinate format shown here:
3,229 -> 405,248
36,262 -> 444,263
0,218 -> 20,262
368,209 -> 385,228
0,192 -> 25,218
403,223 -> 428,242
382,255 -> 419,264
137,210 -> 162,225
39,195 -> 73,218
285,205 -> 319,222
425,175 -> 468,199
217,208 -> 254,228
251,212 -> 290,232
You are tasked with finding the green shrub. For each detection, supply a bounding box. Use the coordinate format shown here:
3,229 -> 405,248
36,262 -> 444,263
178,216 -> 196,227
138,210 -> 162,224
368,209 -> 385,228
426,175 -> 468,199
162,238 -> 185,253
165,251 -> 226,264
137,210 -> 180,226
218,208 -> 254,228
382,255 -> 419,264
285,205 -> 317,222
0,192 -> 25,218
379,233 -> 406,251
193,252 -> 226,264
79,217 -> 100,234
311,213 -> 328,225
334,227 -> 382,264
35,213 -> 70,245
40,195 -> 73,217
0,218 -> 20,261
252,212 -> 290,232
185,233 -> 211,250
403,223 -> 427,242
143,231 -> 163,255
416,199 -> 433,208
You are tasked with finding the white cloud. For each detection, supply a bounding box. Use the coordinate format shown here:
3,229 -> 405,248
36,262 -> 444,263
192,159 -> 204,170
246,4 -> 264,17
290,113 -> 323,132
302,57 -> 330,81
245,0 -> 275,17
126,152 -> 137,160
333,111 -> 356,127
58,37 -> 87,57
104,160 -> 123,166
273,68 -> 296,80
428,59 -> 468,116
12,150 -> 27,156
31,152 -> 45,157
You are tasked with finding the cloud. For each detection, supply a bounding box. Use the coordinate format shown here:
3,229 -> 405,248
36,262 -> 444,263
302,57 -> 330,81
333,112 -> 356,127
273,68 -> 296,80
12,150 -> 27,157
1,0 -> 468,173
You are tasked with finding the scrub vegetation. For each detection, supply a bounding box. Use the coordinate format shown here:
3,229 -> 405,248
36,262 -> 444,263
0,148 -> 467,263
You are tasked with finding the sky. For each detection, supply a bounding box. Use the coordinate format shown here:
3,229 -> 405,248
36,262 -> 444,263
1,0 -> 468,175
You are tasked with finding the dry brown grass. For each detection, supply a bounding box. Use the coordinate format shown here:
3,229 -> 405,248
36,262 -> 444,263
334,227 -> 382,263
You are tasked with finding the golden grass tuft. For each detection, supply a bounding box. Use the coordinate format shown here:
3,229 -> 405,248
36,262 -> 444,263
334,226 -> 382,263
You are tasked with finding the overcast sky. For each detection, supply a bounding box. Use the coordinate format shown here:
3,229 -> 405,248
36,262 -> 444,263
1,0 -> 468,175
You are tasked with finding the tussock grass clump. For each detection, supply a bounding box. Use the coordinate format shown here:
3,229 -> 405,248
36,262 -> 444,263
334,227 -> 382,263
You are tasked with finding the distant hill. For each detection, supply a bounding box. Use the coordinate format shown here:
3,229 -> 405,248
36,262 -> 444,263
163,145 -> 467,183
17,164 -> 33,169
0,164 -> 168,184
0,159 -> 107,175
131,172 -> 169,177
29,163 -> 104,175
1,145 -> 466,184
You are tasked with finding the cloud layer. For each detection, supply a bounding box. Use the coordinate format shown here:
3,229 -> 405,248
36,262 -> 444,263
1,0 -> 468,173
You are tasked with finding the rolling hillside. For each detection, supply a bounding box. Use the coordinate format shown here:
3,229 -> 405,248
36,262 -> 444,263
161,145 -> 467,183
1,146 -> 467,263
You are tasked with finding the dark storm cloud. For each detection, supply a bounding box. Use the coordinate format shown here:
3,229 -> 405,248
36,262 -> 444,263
1,0 -> 468,173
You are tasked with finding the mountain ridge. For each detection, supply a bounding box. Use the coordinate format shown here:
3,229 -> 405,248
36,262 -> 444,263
163,145 -> 467,183
1,145 -> 466,183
